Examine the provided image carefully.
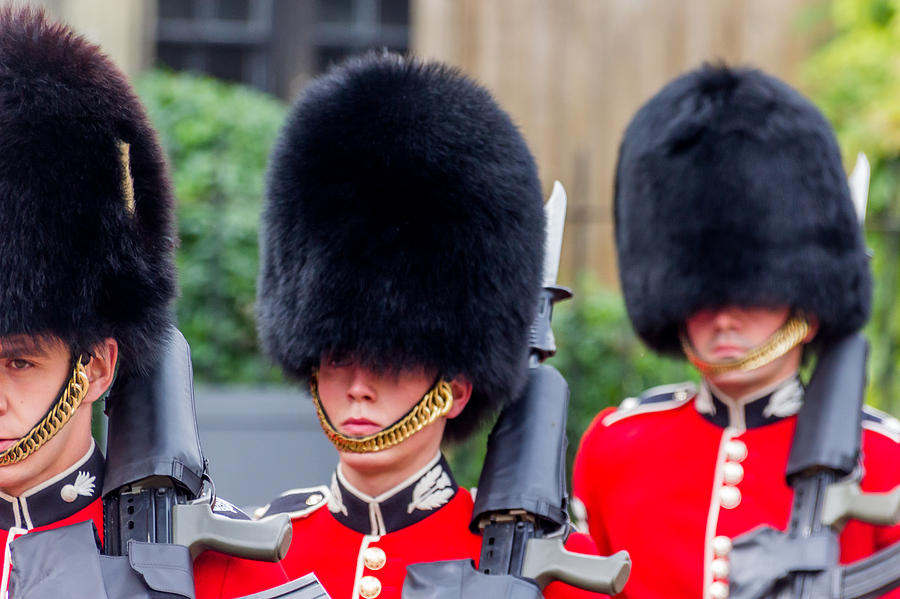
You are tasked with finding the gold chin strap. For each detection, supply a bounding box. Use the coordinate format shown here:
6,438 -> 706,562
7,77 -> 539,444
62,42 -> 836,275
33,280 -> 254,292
0,357 -> 90,466
310,371 -> 454,454
680,314 -> 811,377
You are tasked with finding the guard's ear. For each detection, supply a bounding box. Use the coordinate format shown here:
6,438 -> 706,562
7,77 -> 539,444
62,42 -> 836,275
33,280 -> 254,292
83,339 -> 118,404
446,377 -> 472,419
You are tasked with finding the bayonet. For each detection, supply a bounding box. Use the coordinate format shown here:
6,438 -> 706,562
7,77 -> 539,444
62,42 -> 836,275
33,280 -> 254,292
542,181 -> 567,288
530,182 -> 573,364
848,153 -> 870,225
403,181 -> 630,598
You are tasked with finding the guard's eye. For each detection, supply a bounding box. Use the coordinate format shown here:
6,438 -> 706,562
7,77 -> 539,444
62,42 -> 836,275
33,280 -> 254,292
7,359 -> 32,370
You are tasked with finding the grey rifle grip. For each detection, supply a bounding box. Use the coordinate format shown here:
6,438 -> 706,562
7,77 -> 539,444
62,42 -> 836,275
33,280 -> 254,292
521,537 -> 631,595
823,480 -> 900,528
173,503 -> 292,561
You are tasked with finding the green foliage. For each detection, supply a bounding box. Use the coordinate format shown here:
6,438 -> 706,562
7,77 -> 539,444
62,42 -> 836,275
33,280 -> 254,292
447,278 -> 696,490
136,70 -> 287,383
803,0 -> 900,413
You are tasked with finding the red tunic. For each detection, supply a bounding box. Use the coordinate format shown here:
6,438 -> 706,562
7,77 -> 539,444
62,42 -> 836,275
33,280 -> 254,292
573,378 -> 900,599
0,442 -> 286,599
261,453 -> 603,599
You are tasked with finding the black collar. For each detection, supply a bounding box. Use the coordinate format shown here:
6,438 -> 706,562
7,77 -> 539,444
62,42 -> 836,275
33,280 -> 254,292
694,377 -> 804,431
326,453 -> 458,535
0,441 -> 104,530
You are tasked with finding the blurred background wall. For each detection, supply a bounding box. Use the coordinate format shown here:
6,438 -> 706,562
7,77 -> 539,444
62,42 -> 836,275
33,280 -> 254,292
27,0 -> 824,285
24,0 -> 900,503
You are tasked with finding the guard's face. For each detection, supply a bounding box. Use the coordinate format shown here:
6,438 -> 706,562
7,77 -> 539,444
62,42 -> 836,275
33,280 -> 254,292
316,359 -> 470,495
0,335 -> 115,496
684,306 -> 809,398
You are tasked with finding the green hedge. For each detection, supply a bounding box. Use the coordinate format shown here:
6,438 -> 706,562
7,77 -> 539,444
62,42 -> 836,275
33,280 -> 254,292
803,0 -> 900,413
137,70 -> 287,383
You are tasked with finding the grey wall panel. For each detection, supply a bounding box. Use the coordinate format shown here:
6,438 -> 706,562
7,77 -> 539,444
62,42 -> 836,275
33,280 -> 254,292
194,386 -> 338,509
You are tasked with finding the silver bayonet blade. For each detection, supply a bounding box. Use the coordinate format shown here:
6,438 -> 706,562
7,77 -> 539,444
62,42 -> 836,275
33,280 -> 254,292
848,152 -> 870,226
542,181 -> 567,288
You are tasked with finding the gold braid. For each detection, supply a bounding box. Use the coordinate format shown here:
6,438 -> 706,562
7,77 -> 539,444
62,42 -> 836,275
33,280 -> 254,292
680,314 -> 811,377
310,371 -> 454,453
0,357 -> 90,466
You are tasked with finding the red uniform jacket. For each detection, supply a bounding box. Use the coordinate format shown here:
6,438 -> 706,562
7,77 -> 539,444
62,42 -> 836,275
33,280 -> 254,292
260,452 -> 602,599
0,441 -> 286,599
573,378 -> 900,599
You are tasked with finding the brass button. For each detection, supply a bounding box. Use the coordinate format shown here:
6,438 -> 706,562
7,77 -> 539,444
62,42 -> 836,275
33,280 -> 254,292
723,462 -> 744,485
306,493 -> 323,506
359,575 -> 382,598
712,536 -> 732,557
710,557 -> 730,579
724,440 -> 748,462
363,546 -> 387,570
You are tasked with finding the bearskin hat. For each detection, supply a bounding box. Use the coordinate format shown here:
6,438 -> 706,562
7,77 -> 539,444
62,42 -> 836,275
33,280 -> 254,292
0,7 -> 176,377
258,52 -> 545,440
615,64 -> 871,356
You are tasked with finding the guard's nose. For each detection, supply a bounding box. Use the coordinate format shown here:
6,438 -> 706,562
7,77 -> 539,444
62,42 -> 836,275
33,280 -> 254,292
346,368 -> 377,402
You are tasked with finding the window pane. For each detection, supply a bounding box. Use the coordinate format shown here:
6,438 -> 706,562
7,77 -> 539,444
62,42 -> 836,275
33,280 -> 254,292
217,0 -> 251,21
160,0 -> 195,19
206,46 -> 249,83
317,0 -> 353,23
380,0 -> 408,26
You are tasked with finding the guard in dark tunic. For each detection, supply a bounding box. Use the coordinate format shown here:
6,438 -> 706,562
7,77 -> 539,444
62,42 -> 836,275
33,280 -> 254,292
255,52 -> 599,599
572,64 -> 900,599
0,7 -> 286,597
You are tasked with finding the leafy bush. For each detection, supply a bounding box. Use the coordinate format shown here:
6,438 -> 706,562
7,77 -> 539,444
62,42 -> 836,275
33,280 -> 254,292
803,0 -> 900,412
136,70 -> 288,383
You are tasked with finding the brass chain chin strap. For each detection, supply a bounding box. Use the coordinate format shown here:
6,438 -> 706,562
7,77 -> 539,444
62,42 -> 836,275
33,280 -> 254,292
680,314 -> 811,377
0,357 -> 90,466
310,373 -> 454,454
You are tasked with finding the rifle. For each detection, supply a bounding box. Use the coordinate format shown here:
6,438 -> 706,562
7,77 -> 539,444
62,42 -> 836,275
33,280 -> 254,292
728,333 -> 900,599
103,327 -> 292,562
8,328 -> 330,598
729,156 -> 900,599
403,182 -> 631,598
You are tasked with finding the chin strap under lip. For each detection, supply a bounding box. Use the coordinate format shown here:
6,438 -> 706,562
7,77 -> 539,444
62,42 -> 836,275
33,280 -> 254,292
680,314 -> 811,377
0,356 -> 90,466
310,370 -> 454,454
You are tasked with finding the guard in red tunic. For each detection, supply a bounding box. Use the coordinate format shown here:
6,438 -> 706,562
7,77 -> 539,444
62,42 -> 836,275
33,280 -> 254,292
572,65 -> 900,599
255,52 -> 601,599
0,7 -> 286,597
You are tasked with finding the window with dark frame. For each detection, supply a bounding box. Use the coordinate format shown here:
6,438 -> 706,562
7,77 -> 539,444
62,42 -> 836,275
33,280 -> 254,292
155,0 -> 409,99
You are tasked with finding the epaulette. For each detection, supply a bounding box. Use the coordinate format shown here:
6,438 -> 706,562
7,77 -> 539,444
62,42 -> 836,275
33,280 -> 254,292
210,497 -> 253,521
602,382 -> 697,427
254,485 -> 330,520
862,406 -> 900,444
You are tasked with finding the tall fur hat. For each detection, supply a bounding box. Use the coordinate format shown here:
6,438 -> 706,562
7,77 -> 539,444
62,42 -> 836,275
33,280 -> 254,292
258,52 -> 544,440
0,7 -> 177,377
615,64 -> 871,356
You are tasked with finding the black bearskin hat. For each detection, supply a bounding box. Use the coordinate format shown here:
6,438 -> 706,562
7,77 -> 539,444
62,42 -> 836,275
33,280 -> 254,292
0,7 -> 176,378
615,64 -> 871,356
258,53 -> 544,441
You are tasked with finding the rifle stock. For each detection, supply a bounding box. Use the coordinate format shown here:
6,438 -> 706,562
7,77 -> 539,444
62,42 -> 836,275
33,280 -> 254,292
102,327 -> 290,563
472,362 -> 629,594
